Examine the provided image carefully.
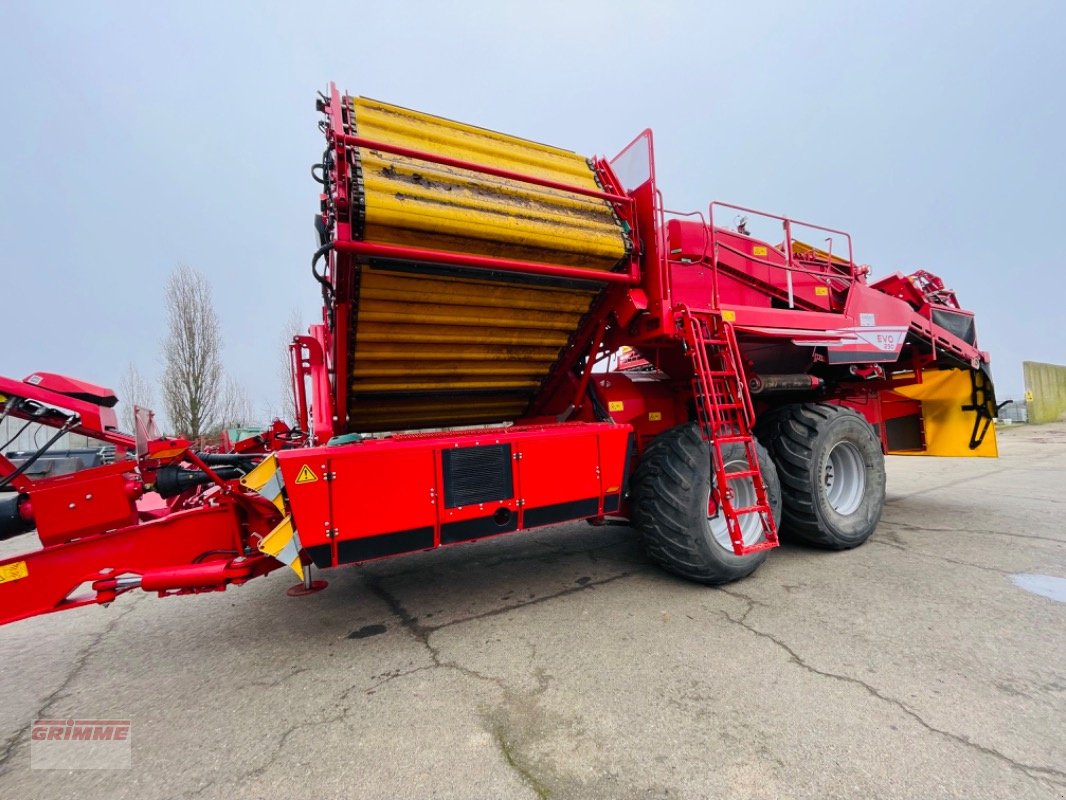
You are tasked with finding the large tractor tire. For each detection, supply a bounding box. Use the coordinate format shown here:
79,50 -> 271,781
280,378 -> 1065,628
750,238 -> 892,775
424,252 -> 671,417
756,403 -> 885,549
631,423 -> 782,585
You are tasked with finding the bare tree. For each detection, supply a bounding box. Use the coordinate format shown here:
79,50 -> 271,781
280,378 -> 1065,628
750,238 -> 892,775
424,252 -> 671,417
278,307 -> 304,423
118,363 -> 155,433
160,265 -> 223,439
218,376 -> 254,430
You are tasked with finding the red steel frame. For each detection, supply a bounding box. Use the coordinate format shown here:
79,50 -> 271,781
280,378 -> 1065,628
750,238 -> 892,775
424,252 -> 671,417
332,240 -> 638,286
0,376 -> 286,625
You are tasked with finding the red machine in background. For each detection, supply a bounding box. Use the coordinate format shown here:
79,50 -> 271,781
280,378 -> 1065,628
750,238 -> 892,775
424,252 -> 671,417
0,84 -> 997,627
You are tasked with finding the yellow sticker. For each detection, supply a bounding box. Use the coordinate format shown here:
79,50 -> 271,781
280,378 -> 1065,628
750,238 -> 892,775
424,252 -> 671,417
0,561 -> 28,584
752,245 -> 768,257
295,465 -> 319,484
815,286 -> 829,296
1025,390 -> 1034,402
608,401 -> 624,412
721,310 -> 736,322
648,411 -> 662,421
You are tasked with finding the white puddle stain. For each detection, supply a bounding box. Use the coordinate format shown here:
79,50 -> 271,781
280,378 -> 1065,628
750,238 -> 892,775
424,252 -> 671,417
1011,574 -> 1066,603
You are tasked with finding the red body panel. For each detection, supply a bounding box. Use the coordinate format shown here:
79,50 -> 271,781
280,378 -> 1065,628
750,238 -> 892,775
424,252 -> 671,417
27,463 -> 140,547
277,423 -> 632,569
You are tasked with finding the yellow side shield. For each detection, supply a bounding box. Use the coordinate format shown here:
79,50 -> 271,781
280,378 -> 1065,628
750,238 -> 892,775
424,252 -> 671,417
891,368 -> 998,457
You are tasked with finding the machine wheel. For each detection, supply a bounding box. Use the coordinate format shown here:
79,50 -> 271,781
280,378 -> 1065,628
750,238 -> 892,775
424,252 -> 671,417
756,403 -> 885,549
631,423 -> 782,585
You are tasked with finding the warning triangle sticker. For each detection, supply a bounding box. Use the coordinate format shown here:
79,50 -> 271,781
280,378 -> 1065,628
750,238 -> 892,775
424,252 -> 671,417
295,465 -> 318,484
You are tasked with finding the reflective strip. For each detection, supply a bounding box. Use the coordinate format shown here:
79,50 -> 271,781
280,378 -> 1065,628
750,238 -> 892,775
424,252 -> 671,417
259,471 -> 286,512
259,516 -> 305,581
241,454 -> 287,512
241,454 -> 279,492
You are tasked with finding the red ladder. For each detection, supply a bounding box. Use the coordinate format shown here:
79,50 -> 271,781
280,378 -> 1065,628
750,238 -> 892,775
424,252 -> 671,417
677,306 -> 779,555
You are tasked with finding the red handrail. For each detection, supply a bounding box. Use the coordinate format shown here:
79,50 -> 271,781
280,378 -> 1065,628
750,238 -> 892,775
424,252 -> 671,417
333,240 -> 639,285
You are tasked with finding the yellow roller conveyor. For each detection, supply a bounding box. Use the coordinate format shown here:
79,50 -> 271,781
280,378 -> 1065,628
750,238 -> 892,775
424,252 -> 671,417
342,98 -> 629,433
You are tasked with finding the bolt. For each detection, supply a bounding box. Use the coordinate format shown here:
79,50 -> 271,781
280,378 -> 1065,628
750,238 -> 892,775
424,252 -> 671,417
68,503 -> 76,509
85,493 -> 93,500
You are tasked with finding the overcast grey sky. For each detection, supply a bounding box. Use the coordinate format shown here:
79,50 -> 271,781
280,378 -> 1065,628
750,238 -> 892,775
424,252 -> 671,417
1,0 -> 1062,419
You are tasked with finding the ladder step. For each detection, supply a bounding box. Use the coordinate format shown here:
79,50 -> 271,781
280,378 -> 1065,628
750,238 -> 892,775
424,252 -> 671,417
714,434 -> 753,444
712,403 -> 745,411
721,469 -> 761,480
734,540 -> 778,555
729,503 -> 772,515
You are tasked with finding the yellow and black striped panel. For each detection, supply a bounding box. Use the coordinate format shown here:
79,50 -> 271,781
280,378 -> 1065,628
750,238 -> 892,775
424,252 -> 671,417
343,98 -> 628,433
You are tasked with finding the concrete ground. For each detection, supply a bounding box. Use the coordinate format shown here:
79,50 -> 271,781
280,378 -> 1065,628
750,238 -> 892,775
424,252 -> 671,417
0,423 -> 1063,800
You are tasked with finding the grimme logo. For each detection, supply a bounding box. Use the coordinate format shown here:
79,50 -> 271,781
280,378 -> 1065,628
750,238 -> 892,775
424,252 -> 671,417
30,719 -> 131,769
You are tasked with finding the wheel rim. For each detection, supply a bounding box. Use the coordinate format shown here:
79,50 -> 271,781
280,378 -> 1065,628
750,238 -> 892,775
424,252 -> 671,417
707,459 -> 762,551
824,440 -> 866,515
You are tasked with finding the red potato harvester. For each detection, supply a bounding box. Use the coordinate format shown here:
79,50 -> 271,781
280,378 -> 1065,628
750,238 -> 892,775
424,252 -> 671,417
0,85 -> 997,626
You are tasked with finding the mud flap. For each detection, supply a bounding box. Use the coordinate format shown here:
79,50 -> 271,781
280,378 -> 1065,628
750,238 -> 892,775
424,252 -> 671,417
890,367 -> 998,457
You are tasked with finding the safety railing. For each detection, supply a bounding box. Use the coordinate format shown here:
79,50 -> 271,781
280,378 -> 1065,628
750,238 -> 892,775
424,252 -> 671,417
708,201 -> 856,308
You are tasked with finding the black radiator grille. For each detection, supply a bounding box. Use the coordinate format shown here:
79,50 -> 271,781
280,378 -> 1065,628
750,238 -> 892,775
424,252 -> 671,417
442,444 -> 514,508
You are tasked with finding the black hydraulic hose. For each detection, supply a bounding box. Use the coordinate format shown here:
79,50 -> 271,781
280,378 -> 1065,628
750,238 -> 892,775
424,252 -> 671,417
0,416 -> 78,491
195,452 -> 259,467
194,452 -> 260,475
311,148 -> 332,187
0,396 -> 13,427
588,382 -> 611,422
312,242 -> 334,322
312,242 -> 332,283
0,418 -> 34,454
0,397 -> 50,453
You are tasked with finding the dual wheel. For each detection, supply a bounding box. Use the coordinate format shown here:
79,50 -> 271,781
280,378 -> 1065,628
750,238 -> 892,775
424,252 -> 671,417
632,404 -> 885,585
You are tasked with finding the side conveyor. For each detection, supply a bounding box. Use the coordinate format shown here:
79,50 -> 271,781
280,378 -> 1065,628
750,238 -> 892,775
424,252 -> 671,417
324,94 -> 632,432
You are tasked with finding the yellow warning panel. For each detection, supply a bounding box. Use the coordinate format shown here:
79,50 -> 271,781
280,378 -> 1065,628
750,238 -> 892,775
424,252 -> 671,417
295,465 -> 319,484
891,368 -> 998,458
0,561 -> 28,584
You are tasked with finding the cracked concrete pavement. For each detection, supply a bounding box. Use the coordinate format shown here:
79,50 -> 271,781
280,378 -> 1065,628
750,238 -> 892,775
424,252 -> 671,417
0,422 -> 1063,799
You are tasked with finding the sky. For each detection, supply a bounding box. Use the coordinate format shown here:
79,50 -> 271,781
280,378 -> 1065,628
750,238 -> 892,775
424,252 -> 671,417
1,0 -> 1062,422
